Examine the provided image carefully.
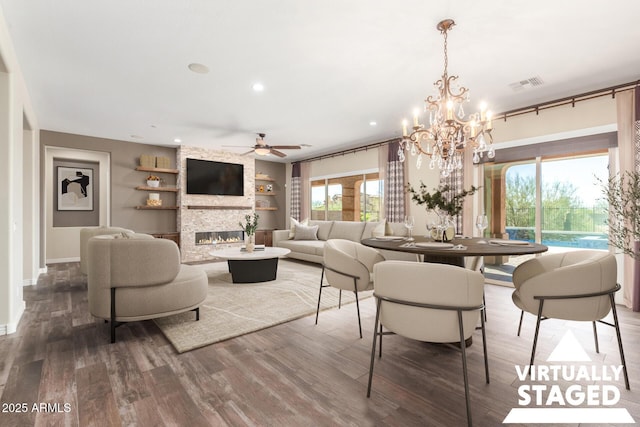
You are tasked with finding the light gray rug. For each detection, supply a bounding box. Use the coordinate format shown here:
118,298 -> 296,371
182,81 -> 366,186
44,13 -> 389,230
154,259 -> 368,353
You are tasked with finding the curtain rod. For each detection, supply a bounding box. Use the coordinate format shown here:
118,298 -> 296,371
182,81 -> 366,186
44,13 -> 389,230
297,137 -> 401,164
295,79 -> 639,164
495,79 -> 640,121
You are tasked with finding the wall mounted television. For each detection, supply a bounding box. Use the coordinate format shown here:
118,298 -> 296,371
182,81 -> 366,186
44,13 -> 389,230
186,158 -> 244,196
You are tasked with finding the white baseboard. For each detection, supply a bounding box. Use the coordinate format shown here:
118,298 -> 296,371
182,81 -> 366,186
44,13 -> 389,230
0,301 -> 25,335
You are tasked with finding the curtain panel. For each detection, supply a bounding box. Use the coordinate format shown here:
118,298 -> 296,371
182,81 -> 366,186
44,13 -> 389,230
384,140 -> 406,222
290,162 -> 302,221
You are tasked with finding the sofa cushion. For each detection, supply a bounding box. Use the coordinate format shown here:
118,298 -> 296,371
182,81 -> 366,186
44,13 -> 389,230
308,220 -> 333,241
277,239 -> 326,256
327,221 -> 366,242
294,224 -> 319,240
362,221 -> 379,239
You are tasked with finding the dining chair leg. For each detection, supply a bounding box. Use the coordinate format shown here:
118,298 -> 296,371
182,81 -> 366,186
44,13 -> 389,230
354,278 -> 362,338
483,291 -> 487,322
367,298 -> 382,398
530,300 -> 545,370
315,266 -> 325,325
378,323 -> 383,357
457,310 -> 472,427
481,308 -> 490,384
592,321 -> 599,354
338,290 -> 342,309
517,310 -> 524,336
609,294 -> 630,390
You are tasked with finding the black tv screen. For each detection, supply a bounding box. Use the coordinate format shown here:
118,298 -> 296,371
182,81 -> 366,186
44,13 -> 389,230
186,158 -> 244,196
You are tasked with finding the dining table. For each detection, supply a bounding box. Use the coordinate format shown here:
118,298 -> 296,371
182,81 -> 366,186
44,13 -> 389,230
361,236 -> 548,267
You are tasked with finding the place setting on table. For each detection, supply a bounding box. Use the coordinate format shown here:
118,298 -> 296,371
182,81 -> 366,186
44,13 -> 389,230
362,214 -> 548,267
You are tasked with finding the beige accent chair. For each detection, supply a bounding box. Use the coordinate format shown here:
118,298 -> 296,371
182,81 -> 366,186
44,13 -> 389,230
512,250 -> 629,389
316,239 -> 385,338
80,226 -> 134,275
87,234 -> 208,343
368,260 -> 488,426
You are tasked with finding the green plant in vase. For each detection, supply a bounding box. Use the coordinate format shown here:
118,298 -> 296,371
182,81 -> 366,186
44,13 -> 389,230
407,182 -> 479,241
239,213 -> 260,252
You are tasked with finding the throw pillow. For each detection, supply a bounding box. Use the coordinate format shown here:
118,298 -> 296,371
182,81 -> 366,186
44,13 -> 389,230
372,220 -> 387,237
293,224 -> 319,240
289,217 -> 309,239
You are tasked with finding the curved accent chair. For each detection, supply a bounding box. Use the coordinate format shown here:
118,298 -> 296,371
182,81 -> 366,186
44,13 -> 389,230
367,260 -> 488,427
512,250 -> 629,390
316,239 -> 385,338
80,226 -> 134,275
87,234 -> 208,343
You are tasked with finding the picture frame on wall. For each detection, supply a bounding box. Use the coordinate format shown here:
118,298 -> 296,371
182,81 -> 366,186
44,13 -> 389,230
57,166 -> 93,211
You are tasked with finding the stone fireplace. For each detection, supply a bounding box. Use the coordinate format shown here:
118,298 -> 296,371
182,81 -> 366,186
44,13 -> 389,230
195,230 -> 244,245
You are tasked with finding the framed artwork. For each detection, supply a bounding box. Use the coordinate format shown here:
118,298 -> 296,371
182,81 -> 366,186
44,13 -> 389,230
57,166 -> 93,211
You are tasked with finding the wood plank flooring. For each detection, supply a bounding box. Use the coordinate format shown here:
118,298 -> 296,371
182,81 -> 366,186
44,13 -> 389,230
0,261 -> 639,426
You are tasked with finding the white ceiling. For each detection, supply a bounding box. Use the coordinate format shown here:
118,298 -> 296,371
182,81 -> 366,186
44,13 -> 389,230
2,0 -> 640,162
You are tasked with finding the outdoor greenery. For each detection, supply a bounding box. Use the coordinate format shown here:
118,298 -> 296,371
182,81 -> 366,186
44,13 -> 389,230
600,171 -> 640,258
506,173 -> 607,233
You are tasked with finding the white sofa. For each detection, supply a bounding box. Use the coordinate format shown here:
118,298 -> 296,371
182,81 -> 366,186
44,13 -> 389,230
273,220 -> 418,263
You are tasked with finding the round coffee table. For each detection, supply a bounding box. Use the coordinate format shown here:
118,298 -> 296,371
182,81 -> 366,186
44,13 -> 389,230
211,247 -> 291,283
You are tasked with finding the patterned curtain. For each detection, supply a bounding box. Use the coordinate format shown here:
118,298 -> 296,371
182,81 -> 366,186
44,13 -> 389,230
439,158 -> 465,234
384,140 -> 406,222
617,87 -> 640,311
290,162 -> 302,221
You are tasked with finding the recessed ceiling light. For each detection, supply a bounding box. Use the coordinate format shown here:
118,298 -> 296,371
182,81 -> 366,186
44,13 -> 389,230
369,121 -> 377,126
174,138 -> 182,143
130,134 -> 143,139
252,82 -> 265,92
188,63 -> 209,74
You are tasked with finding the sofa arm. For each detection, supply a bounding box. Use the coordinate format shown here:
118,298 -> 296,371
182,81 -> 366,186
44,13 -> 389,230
273,229 -> 291,247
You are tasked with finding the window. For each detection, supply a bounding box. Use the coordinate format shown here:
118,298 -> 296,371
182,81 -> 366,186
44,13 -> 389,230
311,172 -> 380,222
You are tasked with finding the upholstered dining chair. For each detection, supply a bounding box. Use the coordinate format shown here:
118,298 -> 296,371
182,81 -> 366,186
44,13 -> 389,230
316,239 -> 384,338
367,260 -> 488,427
512,250 -> 629,390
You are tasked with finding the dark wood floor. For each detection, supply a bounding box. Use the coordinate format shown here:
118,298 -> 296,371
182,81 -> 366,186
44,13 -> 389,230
1,261 -> 638,426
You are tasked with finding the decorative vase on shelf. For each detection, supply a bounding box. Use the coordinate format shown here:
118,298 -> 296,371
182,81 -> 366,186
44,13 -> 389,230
245,235 -> 255,253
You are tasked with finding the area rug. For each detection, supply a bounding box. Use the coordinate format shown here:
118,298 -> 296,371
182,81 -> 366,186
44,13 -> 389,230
154,259 -> 369,353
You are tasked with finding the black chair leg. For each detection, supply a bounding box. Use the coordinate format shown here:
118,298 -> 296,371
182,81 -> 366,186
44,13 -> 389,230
110,287 -> 116,343
367,298 -> 382,398
517,310 -> 524,336
354,283 -> 362,339
481,308 -> 490,384
315,266 -> 325,324
530,301 -> 545,369
193,307 -> 200,321
338,290 -> 342,309
610,294 -> 630,390
592,321 -> 599,353
457,310 -> 472,427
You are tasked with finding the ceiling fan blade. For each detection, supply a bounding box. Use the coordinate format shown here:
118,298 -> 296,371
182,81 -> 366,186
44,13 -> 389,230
241,150 -> 256,156
270,149 -> 287,158
270,145 -> 301,150
222,145 -> 252,148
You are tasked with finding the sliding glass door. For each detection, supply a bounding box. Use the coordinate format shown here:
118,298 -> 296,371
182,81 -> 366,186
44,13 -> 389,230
311,172 -> 380,222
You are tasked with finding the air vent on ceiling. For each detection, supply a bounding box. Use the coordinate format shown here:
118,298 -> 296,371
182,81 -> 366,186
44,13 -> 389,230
509,76 -> 544,92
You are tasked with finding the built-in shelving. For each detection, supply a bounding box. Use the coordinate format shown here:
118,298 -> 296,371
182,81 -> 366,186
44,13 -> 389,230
136,185 -> 179,192
136,166 -> 179,174
256,207 -> 277,211
135,206 -> 179,210
186,205 -> 253,210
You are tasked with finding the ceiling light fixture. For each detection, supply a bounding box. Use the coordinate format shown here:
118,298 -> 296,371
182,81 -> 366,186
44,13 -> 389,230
369,121 -> 377,126
188,63 -> 209,74
254,147 -> 270,156
174,138 -> 182,143
400,19 -> 494,177
252,82 -> 265,92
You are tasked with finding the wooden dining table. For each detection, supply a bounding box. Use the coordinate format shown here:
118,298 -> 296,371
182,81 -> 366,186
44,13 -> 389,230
361,236 -> 548,267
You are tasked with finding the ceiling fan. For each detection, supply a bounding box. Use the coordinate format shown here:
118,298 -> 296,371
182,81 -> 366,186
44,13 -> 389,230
246,133 -> 301,158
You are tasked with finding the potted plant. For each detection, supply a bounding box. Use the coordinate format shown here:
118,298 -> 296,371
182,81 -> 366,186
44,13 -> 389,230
146,175 -> 161,188
407,182 -> 478,241
239,213 -> 260,252
601,171 -> 640,258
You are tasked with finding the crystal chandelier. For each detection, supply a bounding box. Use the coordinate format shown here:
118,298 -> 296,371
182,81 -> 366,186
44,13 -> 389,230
400,19 -> 494,177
